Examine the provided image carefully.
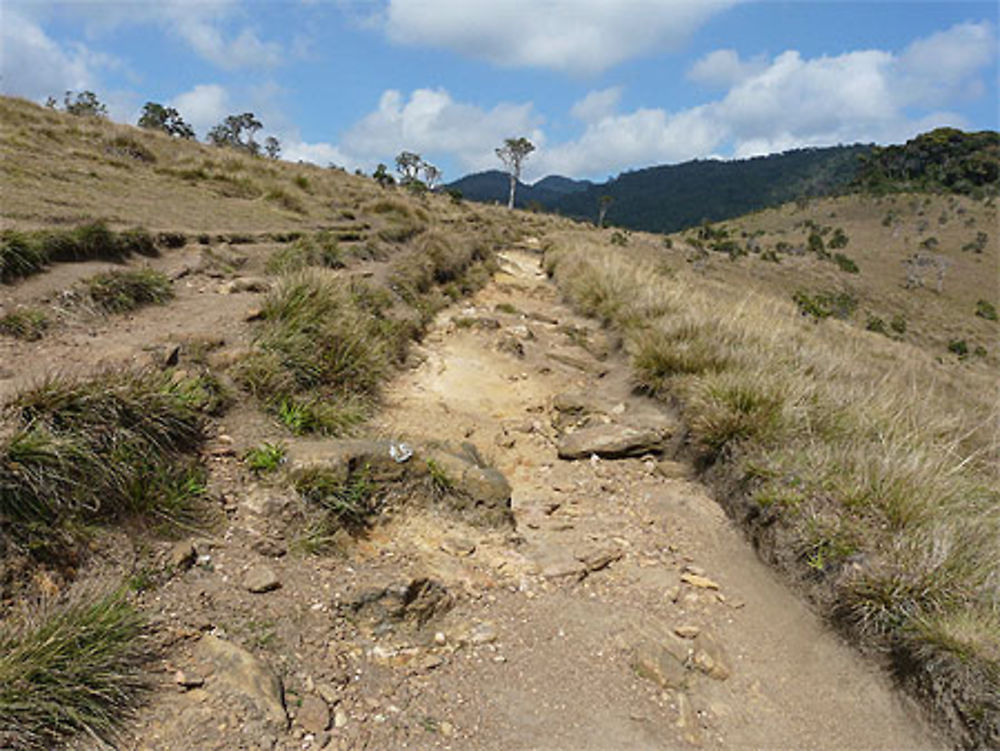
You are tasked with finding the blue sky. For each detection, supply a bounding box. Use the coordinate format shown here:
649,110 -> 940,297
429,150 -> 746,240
2,1 -> 997,182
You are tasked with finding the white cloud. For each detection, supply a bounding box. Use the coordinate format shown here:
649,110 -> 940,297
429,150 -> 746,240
12,1 -> 284,71
282,139 -> 359,170
895,21 -> 997,106
0,9 -> 114,100
536,21 -> 995,177
570,87 -> 622,123
341,87 -> 544,173
687,49 -> 767,88
380,0 -> 741,74
171,83 -> 230,137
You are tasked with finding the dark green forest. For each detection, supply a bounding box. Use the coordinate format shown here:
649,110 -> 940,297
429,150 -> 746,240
447,128 -> 998,233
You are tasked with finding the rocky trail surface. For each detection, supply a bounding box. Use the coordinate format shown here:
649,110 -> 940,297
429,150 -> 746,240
78,247 -> 941,751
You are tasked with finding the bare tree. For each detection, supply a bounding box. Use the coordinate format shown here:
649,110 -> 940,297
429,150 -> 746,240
422,162 -> 442,190
395,151 -> 423,184
495,137 -> 535,210
597,195 -> 614,227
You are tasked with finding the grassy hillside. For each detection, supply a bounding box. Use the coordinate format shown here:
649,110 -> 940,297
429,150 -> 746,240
544,194 -> 999,747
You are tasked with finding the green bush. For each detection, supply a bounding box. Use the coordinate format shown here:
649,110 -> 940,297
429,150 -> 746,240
793,289 -> 858,320
974,299 -> 997,321
828,227 -> 849,249
948,339 -> 969,358
833,253 -> 860,273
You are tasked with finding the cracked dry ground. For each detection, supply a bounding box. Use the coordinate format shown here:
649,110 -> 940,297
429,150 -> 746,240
88,249 -> 942,751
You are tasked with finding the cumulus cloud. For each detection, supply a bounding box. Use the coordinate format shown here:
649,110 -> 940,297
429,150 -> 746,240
687,49 -> 768,88
12,1 -> 284,71
536,21 -> 995,177
0,9 -> 115,100
570,87 -> 622,123
171,84 -> 231,137
380,0 -> 741,74
341,87 -> 544,173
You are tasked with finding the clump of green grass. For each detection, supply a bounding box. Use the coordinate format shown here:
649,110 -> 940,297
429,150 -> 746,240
1,370 -> 207,531
244,442 -> 287,474
294,468 -> 379,551
371,198 -> 428,243
1,223 -> 159,283
235,271 -> 397,435
0,309 -> 48,341
265,231 -> 343,274
84,268 -> 173,313
0,590 -> 150,751
264,186 -> 307,214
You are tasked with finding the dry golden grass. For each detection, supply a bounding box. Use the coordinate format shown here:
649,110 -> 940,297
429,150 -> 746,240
652,192 -> 998,371
546,229 -> 999,745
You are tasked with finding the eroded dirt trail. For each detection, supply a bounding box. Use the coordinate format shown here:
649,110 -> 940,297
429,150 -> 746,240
107,246 -> 944,751
368,247 -> 942,750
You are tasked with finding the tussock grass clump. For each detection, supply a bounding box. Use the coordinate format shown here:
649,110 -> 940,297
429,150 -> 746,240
370,198 -> 428,243
0,370 -> 207,530
0,590 -> 149,751
84,268 -> 173,313
1,222 -> 159,283
236,271 -> 399,435
0,309 -> 48,341
546,235 -> 1000,745
265,231 -> 343,274
264,186 -> 307,214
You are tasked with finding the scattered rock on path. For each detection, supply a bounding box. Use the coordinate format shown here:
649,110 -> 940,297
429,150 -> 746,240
169,540 -> 197,570
680,572 -> 720,590
692,632 -> 731,681
194,635 -> 287,728
245,564 -> 281,593
633,645 -> 689,690
297,695 -> 331,733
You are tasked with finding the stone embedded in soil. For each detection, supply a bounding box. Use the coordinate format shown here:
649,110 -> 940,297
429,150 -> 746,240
245,564 -> 281,593
297,695 -> 331,733
557,424 -> 670,460
657,460 -> 693,480
221,277 -> 271,294
170,540 -> 197,570
675,625 -> 701,639
347,578 -> 454,635
576,545 -> 623,573
692,632 -> 731,681
440,536 -> 476,557
251,537 -> 288,558
680,572 -> 720,590
633,645 -> 689,690
175,669 -> 205,689
194,635 -> 287,728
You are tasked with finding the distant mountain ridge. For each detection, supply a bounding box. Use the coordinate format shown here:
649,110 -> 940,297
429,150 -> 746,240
447,129 -> 999,233
446,145 -> 870,233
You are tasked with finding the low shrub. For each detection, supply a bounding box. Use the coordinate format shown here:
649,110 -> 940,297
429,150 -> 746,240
974,299 -> 997,321
833,253 -> 860,273
265,232 -> 343,275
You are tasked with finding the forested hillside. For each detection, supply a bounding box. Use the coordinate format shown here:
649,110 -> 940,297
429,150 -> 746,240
447,145 -> 871,232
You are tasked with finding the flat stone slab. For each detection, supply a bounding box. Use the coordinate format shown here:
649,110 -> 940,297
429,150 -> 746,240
557,423 -> 668,460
